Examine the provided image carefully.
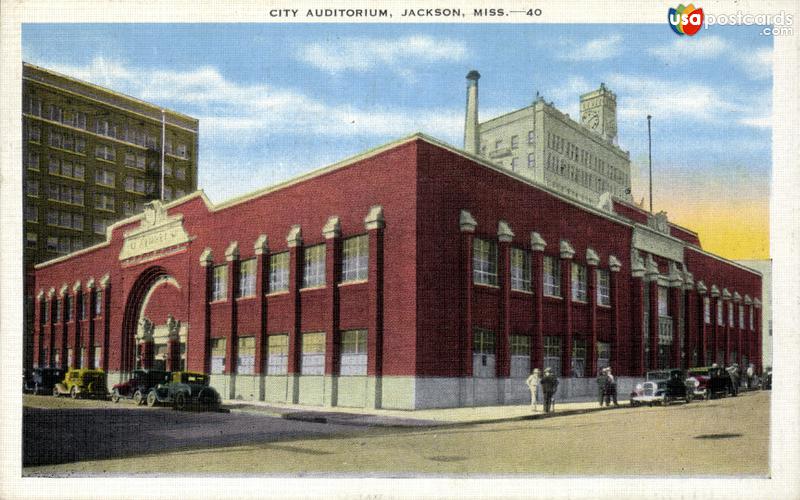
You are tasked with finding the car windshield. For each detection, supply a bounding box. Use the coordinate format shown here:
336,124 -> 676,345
184,374 -> 208,384
647,371 -> 670,381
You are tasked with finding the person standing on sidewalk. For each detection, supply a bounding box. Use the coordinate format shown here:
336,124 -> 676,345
596,367 -> 609,407
526,368 -> 541,412
541,367 -> 559,413
605,367 -> 619,406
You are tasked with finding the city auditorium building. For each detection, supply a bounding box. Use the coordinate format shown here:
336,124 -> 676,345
31,134 -> 763,409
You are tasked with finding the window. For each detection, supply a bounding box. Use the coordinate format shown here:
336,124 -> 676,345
301,332 -> 325,375
212,265 -> 228,301
266,334 -> 289,375
78,294 -> 86,321
54,298 -> 62,323
472,328 -> 496,378
210,338 -> 226,374
510,157 -> 519,171
269,252 -> 289,293
510,135 -> 519,149
47,157 -> 84,180
25,96 -> 42,116
46,236 -> 58,252
26,232 -> 38,249
48,184 -> 84,205
728,303 -> 734,327
95,144 -> 116,162
94,193 -> 114,211
95,168 -> 115,187
28,124 -> 41,143
528,153 -> 535,168
340,329 -> 367,375
64,295 -> 73,322
26,180 -> 39,197
543,336 -> 562,376
510,248 -> 531,292
25,203 -> 39,222
342,235 -> 368,282
27,150 -> 40,170
596,269 -> 610,306
40,299 -> 48,324
750,307 -> 754,331
528,130 -> 535,144
175,188 -> 186,198
94,289 -> 103,316
93,218 -> 110,235
739,304 -> 744,329
125,176 -> 146,194
703,297 -> 711,324
163,186 -> 173,201
495,139 -> 503,149
164,161 -> 173,177
717,301 -> 723,325
571,263 -> 587,302
123,200 -> 143,216
656,286 -> 669,317
176,143 -> 188,159
302,244 -> 325,288
510,335 -> 531,378
238,258 -> 257,298
95,119 -> 116,138
473,238 -> 498,286
237,336 -> 256,375
597,341 -> 611,372
176,166 -> 186,180
571,339 -> 587,377
543,255 -> 561,297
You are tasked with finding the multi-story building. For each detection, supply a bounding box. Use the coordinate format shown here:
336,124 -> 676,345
735,260 -> 772,369
464,71 -> 632,206
31,134 -> 762,409
22,62 -> 199,368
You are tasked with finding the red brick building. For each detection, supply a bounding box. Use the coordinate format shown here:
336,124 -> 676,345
31,134 -> 762,409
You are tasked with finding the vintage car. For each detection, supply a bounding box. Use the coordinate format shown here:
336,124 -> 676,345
52,368 -> 109,399
146,371 -> 221,411
23,367 -> 65,395
687,366 -> 734,399
111,369 -> 170,405
630,369 -> 693,406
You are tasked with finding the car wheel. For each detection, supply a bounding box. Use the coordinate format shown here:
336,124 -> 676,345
52,386 -> 59,397
146,391 -> 157,407
686,393 -> 692,403
133,390 -> 144,406
174,392 -> 187,411
70,386 -> 79,399
111,389 -> 120,403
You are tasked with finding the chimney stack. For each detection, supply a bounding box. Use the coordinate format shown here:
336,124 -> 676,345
464,70 -> 480,155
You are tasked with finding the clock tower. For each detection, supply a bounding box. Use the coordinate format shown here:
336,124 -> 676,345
580,83 -> 617,143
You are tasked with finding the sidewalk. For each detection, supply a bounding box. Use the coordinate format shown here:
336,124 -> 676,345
222,397 -> 631,428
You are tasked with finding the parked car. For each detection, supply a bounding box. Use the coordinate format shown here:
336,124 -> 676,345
630,369 -> 693,406
687,366 -> 734,399
761,369 -> 772,390
111,369 -> 170,405
146,371 -> 221,411
53,368 -> 109,399
23,367 -> 65,395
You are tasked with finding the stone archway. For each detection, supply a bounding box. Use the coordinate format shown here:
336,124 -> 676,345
121,266 -> 185,374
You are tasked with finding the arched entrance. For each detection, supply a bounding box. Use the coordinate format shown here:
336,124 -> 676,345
121,266 -> 186,374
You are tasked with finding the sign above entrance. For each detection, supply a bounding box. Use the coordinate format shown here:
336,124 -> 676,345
119,201 -> 191,262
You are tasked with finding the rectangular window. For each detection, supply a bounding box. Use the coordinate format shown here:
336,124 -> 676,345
658,286 -> 670,317
704,297 -> 711,324
510,135 -> 519,148
28,124 -> 41,143
340,329 -> 367,376
750,307 -> 754,330
301,332 -> 325,375
54,298 -> 62,323
25,180 -> 39,197
40,299 -> 48,324
596,269 -> 610,306
176,166 -> 186,180
95,144 -> 116,161
238,258 -> 257,298
266,334 -> 289,375
95,168 -> 115,187
528,130 -> 535,144
26,232 -> 38,249
739,304 -> 744,329
176,144 -> 188,159
717,301 -> 723,325
26,96 -> 42,116
93,218 -> 109,235
94,193 -> 114,211
77,295 -> 85,321
728,303 -> 734,327
473,238 -> 498,286
509,334 -> 531,378
210,338 -> 226,374
269,252 -> 289,293
302,244 -> 326,288
341,235 -> 368,282
236,336 -> 256,375
94,289 -> 103,316
163,186 -> 173,201
571,263 -> 587,302
528,153 -> 535,168
212,265 -> 228,301
27,150 -> 40,170
597,341 -> 611,372
510,248 -> 531,292
543,255 -> 561,297
46,236 -> 58,252
543,336 -> 562,376
571,339 -> 587,377
510,157 -> 519,171
472,328 -> 496,378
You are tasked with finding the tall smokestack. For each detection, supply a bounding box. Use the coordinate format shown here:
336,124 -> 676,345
464,70 -> 480,155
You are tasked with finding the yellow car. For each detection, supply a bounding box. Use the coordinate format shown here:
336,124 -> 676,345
52,368 -> 108,399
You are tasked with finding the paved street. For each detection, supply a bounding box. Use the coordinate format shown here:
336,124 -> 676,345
24,391 -> 769,476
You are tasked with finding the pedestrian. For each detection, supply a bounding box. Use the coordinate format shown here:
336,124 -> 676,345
746,364 -> 755,390
526,368 -> 541,412
605,367 -> 619,406
726,364 -> 740,396
596,367 -> 608,407
541,367 -> 559,413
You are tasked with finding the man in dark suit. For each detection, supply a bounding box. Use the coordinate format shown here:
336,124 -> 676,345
541,367 -> 559,413
596,368 -> 609,407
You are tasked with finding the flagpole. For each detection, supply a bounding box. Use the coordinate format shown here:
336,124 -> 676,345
647,114 -> 652,213
160,109 -> 166,201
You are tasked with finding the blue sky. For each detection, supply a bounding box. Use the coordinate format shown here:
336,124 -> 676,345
22,23 -> 772,256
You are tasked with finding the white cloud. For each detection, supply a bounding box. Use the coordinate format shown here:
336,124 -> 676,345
648,35 -> 731,62
558,35 -> 623,62
296,35 -> 467,75
36,56 -> 464,143
738,47 -> 772,80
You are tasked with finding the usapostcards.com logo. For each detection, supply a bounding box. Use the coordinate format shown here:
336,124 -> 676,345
668,4 -> 704,36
